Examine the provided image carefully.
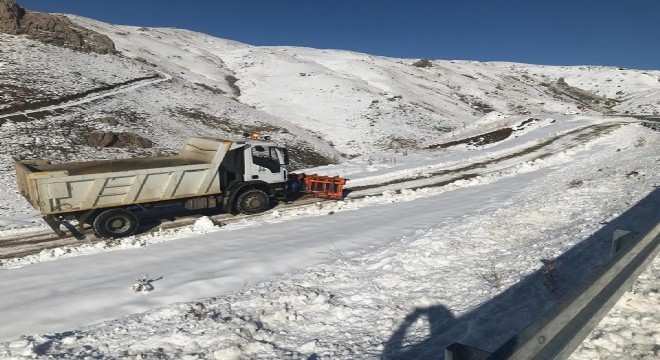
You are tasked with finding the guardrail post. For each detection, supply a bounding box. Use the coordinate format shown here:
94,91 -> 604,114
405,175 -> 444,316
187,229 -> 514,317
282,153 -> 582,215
445,343 -> 493,360
611,229 -> 638,257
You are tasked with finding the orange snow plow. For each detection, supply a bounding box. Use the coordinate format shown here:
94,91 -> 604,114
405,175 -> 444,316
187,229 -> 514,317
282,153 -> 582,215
288,173 -> 348,200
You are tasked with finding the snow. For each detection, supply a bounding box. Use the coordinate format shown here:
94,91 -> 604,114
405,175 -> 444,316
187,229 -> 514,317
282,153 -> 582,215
0,13 -> 659,359
0,123 -> 658,358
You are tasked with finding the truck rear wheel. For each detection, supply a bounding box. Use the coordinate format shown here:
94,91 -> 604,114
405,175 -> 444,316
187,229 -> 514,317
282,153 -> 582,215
236,189 -> 269,214
93,209 -> 139,238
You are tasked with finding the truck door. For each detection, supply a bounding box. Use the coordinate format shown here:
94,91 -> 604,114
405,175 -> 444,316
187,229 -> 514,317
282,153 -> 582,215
246,145 -> 286,184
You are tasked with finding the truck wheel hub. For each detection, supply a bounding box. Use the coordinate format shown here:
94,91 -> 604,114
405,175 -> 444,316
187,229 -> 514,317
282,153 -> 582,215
109,217 -> 128,231
247,197 -> 263,208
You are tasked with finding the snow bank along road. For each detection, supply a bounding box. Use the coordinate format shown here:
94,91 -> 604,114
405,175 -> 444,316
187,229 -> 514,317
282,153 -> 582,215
0,118 -> 627,261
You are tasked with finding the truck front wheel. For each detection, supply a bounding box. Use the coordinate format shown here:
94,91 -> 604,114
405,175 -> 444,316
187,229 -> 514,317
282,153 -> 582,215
93,209 -> 139,238
236,189 -> 269,215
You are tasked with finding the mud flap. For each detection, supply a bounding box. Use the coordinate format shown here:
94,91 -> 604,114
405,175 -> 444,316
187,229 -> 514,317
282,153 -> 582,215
43,215 -> 67,237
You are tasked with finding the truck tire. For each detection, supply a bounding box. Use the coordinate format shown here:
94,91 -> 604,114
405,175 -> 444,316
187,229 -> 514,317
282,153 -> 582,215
93,209 -> 139,238
236,189 -> 269,215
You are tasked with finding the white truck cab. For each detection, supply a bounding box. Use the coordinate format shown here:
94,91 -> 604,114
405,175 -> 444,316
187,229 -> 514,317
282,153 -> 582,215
242,140 -> 288,185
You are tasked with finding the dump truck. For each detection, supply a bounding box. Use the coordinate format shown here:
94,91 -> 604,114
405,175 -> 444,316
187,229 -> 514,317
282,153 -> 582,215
13,135 -> 297,238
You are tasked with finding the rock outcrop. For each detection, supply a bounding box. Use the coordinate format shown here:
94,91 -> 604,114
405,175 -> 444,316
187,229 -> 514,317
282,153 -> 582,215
86,132 -> 153,149
0,0 -> 115,54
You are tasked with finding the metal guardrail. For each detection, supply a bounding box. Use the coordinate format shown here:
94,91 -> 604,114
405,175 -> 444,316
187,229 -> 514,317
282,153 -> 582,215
446,222 -> 660,360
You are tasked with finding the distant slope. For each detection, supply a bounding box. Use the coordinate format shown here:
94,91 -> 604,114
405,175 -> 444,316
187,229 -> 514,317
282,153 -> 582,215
70,16 -> 660,156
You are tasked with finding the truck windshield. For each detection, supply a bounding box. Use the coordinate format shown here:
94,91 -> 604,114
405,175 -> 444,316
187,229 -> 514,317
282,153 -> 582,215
251,146 -> 280,173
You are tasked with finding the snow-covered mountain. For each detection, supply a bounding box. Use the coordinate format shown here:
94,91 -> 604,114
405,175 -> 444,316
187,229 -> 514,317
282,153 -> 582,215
0,3 -> 659,359
4,13 -> 660,159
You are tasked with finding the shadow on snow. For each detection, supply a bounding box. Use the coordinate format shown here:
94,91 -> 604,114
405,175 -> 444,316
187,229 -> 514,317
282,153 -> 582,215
381,187 -> 660,360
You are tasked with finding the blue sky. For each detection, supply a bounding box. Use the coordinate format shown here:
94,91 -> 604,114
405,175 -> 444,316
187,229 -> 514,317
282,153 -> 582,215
20,0 -> 660,70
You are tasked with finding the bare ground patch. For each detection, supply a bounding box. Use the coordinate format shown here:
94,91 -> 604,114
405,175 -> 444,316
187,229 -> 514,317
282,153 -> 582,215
86,131 -> 153,149
170,107 -> 289,136
427,127 -> 515,149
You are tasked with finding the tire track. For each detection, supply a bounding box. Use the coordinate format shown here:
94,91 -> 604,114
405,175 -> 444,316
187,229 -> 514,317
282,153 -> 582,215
0,197 -> 325,260
0,72 -> 170,125
347,123 -> 620,194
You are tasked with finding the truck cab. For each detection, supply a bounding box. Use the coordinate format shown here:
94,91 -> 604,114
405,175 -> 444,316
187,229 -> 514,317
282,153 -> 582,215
244,141 -> 288,185
218,136 -> 289,215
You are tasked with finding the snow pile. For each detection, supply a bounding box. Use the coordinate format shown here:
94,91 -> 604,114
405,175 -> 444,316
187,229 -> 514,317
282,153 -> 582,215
190,216 -> 218,231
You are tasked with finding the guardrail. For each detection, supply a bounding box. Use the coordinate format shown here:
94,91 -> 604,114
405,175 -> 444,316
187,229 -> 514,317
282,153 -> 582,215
446,222 -> 660,360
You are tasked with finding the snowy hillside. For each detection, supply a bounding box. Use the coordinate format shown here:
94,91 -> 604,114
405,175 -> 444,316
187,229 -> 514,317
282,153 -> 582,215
0,6 -> 659,360
71,15 -> 660,154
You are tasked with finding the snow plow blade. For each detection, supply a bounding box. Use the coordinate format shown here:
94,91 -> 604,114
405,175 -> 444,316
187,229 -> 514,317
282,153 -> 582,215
289,173 -> 347,200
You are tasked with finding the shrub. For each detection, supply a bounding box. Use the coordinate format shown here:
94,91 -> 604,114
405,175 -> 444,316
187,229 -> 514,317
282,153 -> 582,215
568,179 -> 584,188
412,59 -> 432,68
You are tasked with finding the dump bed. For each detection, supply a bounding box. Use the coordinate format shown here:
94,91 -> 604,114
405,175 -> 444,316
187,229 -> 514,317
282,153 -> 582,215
14,137 -> 233,215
